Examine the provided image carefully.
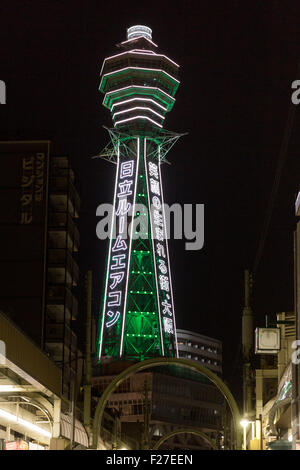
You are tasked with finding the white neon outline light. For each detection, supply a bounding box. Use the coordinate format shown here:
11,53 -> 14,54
119,137 -> 140,358
0,408 -> 52,438
115,115 -> 163,128
125,50 -> 179,68
120,35 -> 158,48
158,146 -> 179,357
107,290 -> 122,307
127,25 -> 152,41
112,97 -> 167,112
100,66 -> 180,90
104,85 -> 175,107
128,31 -> 152,40
144,138 -> 165,356
163,316 -> 174,334
113,106 -> 165,121
132,49 -> 156,55
100,50 -> 179,76
106,311 -> 121,328
98,145 -> 121,361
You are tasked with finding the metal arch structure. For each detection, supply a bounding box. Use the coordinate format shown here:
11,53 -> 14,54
0,395 -> 53,434
143,128 -> 187,165
152,427 -> 216,450
92,357 -> 242,450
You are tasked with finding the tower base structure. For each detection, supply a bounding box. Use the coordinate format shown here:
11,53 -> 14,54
97,128 -> 184,363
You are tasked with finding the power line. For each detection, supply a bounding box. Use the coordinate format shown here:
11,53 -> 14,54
252,63 -> 299,276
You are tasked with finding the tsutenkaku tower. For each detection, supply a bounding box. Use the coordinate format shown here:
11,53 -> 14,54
97,25 -> 183,363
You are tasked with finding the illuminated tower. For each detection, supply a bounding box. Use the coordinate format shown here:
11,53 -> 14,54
97,25 -> 183,363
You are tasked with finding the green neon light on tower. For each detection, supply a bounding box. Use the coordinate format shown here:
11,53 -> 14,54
97,25 -> 183,363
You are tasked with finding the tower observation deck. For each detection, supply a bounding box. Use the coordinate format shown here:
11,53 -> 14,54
99,25 -> 179,131
97,25 -> 182,363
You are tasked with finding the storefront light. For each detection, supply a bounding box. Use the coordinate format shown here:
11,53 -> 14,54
0,385 -> 21,392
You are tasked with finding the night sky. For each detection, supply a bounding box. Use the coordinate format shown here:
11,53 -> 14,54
1,0 -> 300,401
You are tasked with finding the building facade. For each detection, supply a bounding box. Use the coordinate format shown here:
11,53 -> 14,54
0,141 -> 51,345
252,311 -> 295,450
177,329 -> 222,376
45,155 -> 80,398
0,141 -> 80,398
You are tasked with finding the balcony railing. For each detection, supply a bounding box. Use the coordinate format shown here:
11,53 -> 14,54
48,249 -> 79,284
45,322 -> 77,348
48,213 -> 80,251
47,284 -> 78,319
49,177 -> 80,215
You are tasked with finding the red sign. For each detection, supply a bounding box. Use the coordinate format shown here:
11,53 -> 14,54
4,440 -> 29,450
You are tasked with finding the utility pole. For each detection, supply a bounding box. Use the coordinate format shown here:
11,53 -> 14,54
83,271 -> 92,446
70,354 -> 77,450
242,270 -> 254,424
259,414 -> 263,450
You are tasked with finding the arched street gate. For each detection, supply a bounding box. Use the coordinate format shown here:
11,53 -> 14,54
92,358 -> 242,450
152,428 -> 216,450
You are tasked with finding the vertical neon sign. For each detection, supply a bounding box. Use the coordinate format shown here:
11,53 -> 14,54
98,138 -> 139,361
144,138 -> 178,356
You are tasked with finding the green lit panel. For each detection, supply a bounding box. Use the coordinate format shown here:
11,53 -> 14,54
121,144 -> 164,360
103,86 -> 175,112
97,137 -> 167,362
112,107 -> 165,128
101,53 -> 179,80
99,67 -> 179,96
97,137 -> 178,363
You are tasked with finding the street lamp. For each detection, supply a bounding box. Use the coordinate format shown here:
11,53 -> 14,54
240,419 -> 249,450
240,417 -> 264,450
240,419 -> 249,428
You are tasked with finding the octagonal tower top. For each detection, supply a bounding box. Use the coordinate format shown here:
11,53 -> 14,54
127,25 -> 152,41
99,26 -> 180,132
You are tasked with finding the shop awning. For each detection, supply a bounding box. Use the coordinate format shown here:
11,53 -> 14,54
60,414 -> 88,448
